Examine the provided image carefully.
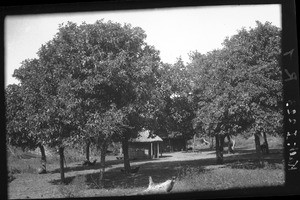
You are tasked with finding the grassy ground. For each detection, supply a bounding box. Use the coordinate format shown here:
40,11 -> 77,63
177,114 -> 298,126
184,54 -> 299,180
51,149 -> 284,198
7,136 -> 285,198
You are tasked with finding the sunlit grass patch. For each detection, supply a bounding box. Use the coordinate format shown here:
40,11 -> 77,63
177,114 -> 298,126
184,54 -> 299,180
80,187 -> 146,197
57,174 -> 146,197
81,165 -> 284,197
229,160 -> 284,170
173,166 -> 284,193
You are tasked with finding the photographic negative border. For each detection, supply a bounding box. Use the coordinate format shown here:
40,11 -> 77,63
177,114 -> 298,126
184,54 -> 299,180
282,0 -> 300,190
1,0 -> 300,199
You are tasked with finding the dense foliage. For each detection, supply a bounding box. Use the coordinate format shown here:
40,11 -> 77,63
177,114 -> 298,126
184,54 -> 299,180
6,20 -> 282,171
189,21 -> 282,162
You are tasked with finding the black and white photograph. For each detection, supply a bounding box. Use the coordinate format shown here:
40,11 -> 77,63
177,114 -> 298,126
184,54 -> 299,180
3,1 -> 299,199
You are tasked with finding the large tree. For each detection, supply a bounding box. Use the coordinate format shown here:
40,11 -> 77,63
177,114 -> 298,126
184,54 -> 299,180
16,20 -> 161,176
6,59 -> 49,171
190,21 -> 282,163
85,104 -> 126,185
221,21 -> 282,155
5,84 -> 40,152
151,59 -> 196,149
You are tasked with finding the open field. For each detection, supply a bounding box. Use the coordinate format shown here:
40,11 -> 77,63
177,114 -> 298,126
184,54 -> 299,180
7,136 -> 284,199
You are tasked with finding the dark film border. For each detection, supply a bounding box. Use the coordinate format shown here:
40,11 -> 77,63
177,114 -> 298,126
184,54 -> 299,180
282,0 -> 300,191
1,0 -> 300,199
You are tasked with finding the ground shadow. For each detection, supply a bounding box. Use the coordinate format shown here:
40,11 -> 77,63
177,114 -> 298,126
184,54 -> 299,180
50,155 -> 173,174
191,148 -> 215,152
49,148 -> 284,188
226,148 -> 283,160
224,148 -> 284,169
157,155 -> 173,158
50,158 -> 133,174
50,157 -> 216,188
49,160 -> 121,174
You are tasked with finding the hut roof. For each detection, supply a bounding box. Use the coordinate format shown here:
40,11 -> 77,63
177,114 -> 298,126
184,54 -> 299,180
129,129 -> 163,143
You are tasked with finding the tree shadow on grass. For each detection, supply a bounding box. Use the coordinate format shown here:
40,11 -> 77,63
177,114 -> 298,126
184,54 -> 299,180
224,148 -> 284,170
158,155 -> 173,158
49,148 -> 284,188
49,158 -> 146,174
49,155 -> 173,174
49,160 -> 121,174
49,158 -> 217,188
227,148 -> 283,160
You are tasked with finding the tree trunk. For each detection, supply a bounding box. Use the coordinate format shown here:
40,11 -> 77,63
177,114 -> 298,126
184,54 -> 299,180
215,135 -> 224,164
193,134 -> 196,152
99,141 -> 107,187
220,135 -> 225,162
38,144 -> 46,171
254,132 -> 263,166
122,138 -> 131,173
254,133 -> 262,154
58,146 -> 65,183
226,135 -> 234,154
86,140 -> 90,161
262,132 -> 269,154
150,142 -> 153,158
210,136 -> 214,150
157,142 -> 160,158
226,135 -> 230,154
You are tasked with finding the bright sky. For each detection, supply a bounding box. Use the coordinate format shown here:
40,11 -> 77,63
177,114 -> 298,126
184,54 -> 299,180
4,4 -> 281,86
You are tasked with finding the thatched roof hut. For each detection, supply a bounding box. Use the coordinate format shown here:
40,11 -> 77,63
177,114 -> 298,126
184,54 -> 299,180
128,129 -> 163,159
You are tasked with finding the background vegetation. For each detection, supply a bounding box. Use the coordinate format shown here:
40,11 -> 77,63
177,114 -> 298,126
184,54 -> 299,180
6,19 -> 283,192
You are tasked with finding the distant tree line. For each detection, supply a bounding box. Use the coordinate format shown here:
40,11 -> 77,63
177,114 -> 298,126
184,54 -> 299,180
5,20 -> 282,182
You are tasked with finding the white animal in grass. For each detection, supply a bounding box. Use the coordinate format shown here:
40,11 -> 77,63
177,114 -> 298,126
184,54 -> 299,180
144,176 -> 176,193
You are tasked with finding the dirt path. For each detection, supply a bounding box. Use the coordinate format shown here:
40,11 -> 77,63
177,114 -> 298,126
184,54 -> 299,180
7,150 -> 242,199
